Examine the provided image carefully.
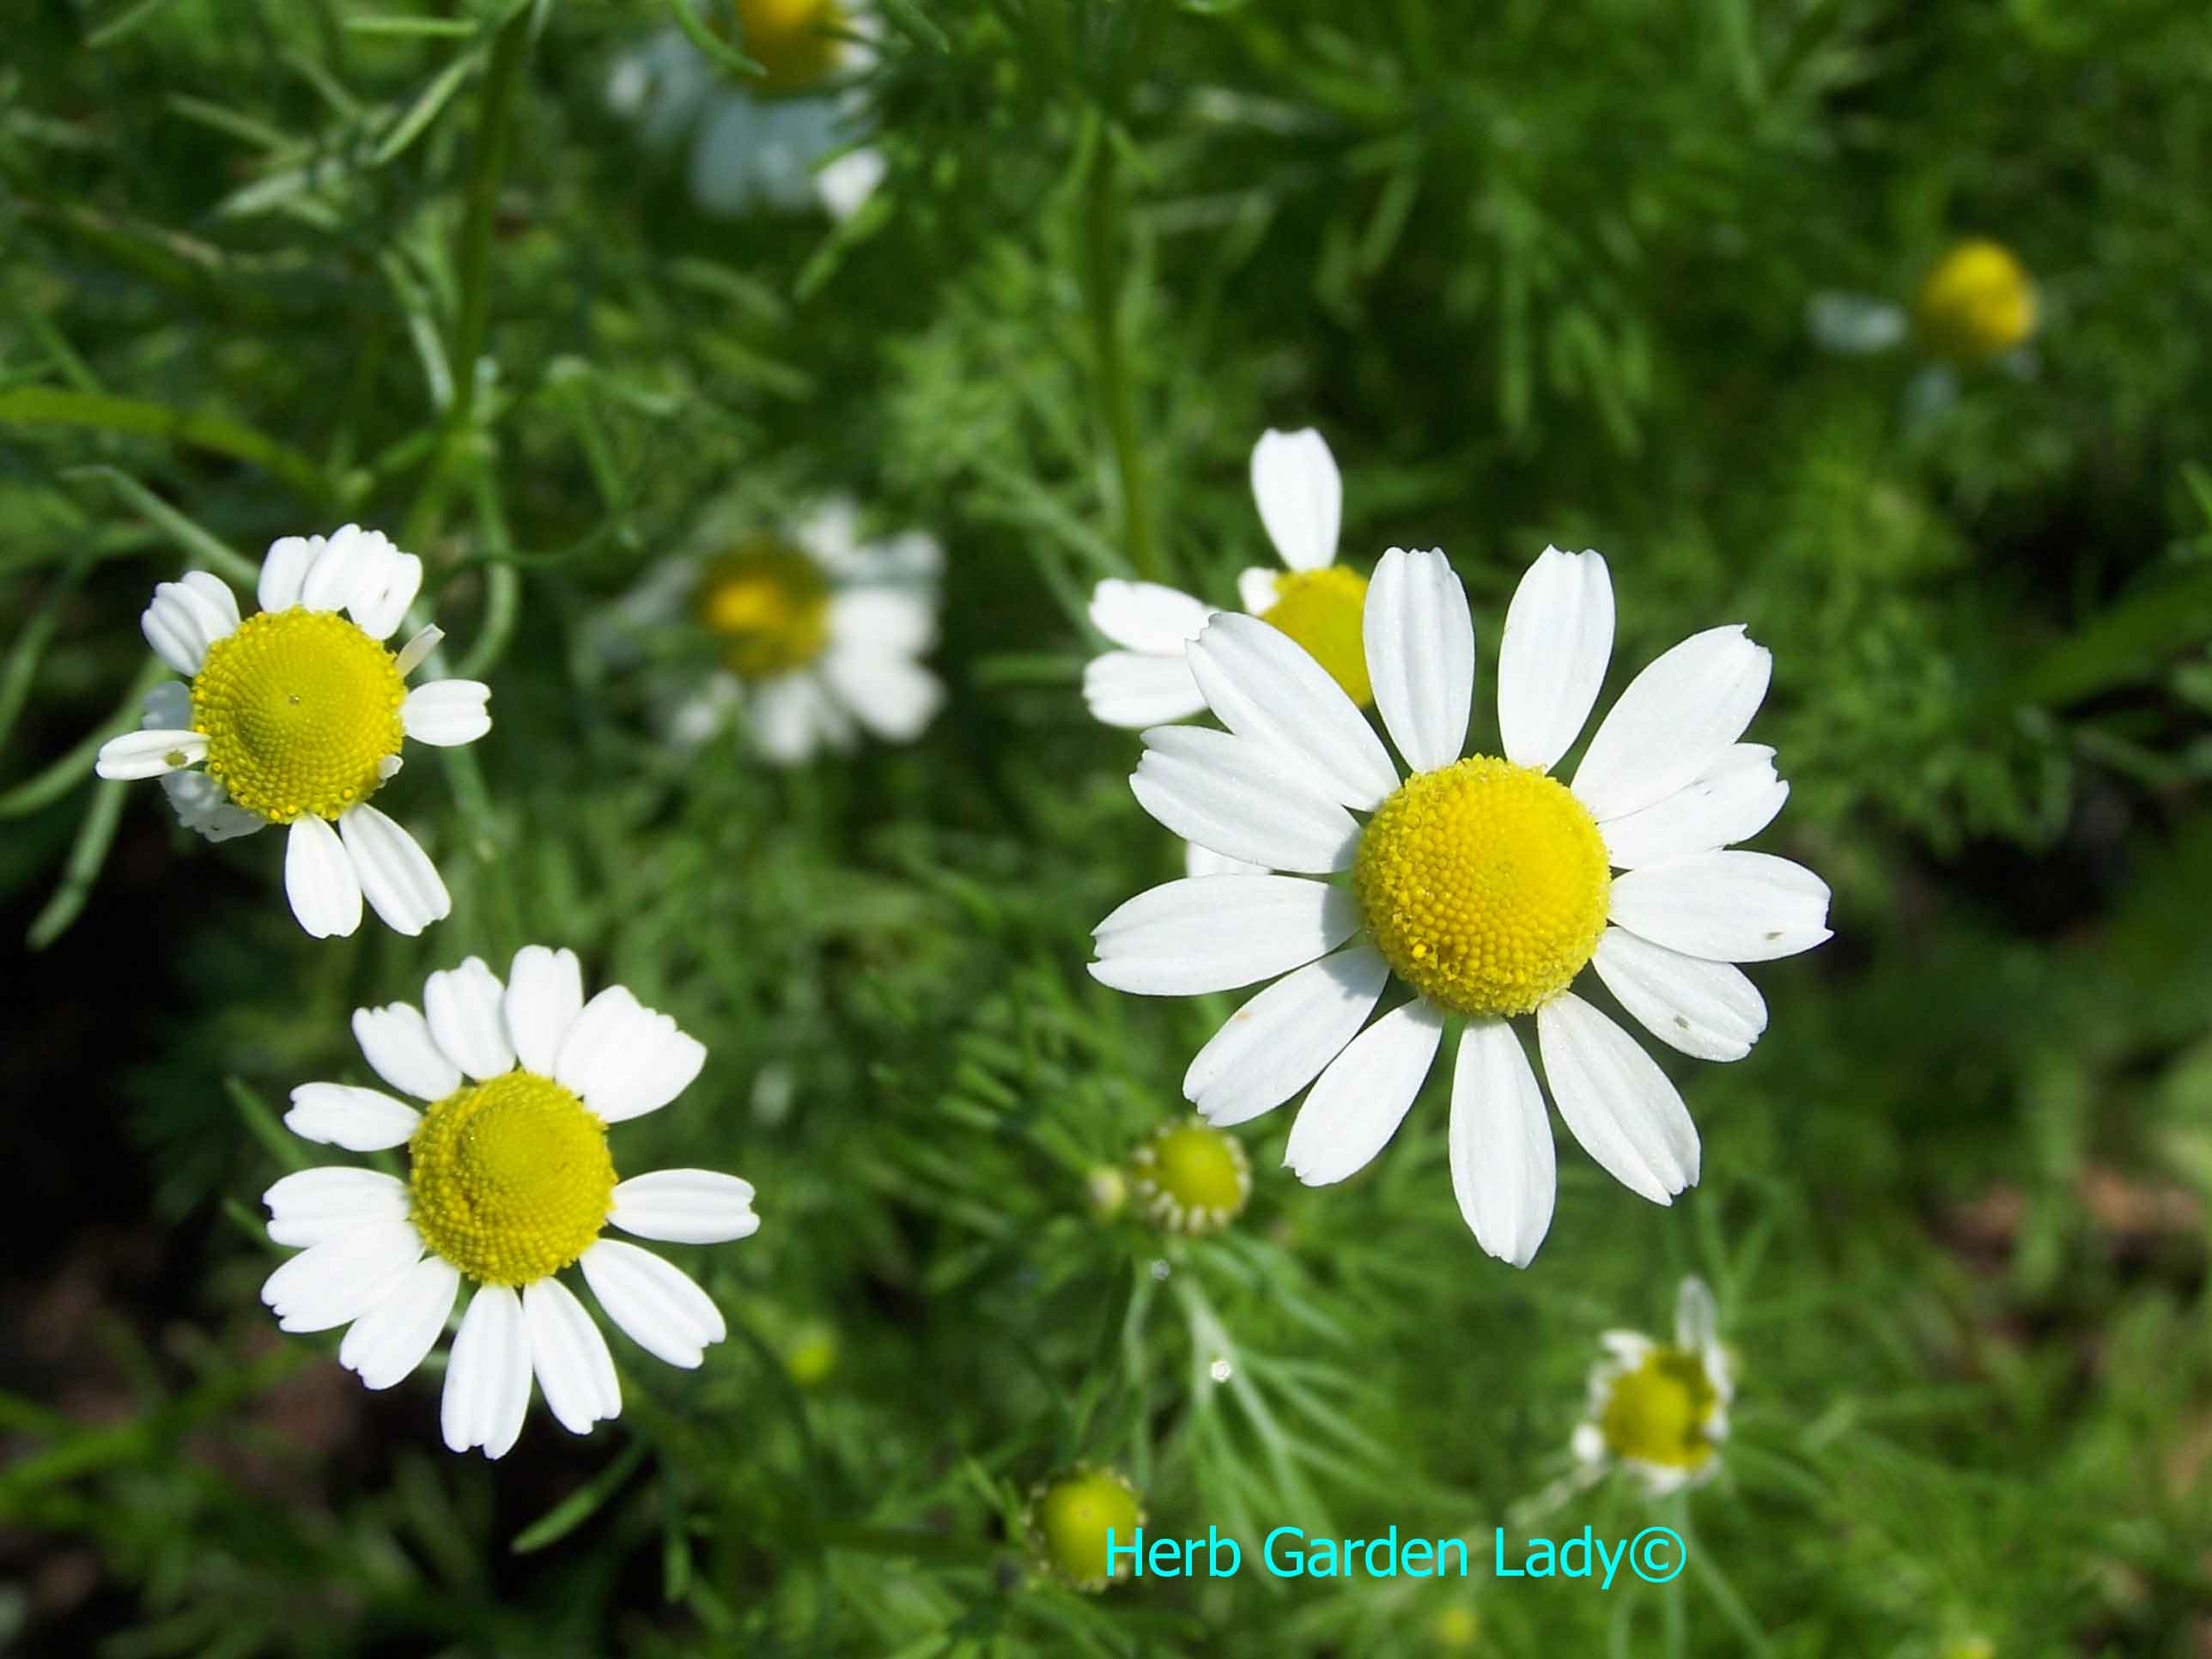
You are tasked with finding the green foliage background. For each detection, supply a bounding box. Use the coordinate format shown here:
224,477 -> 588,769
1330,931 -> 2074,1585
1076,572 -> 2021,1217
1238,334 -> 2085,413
4,0 -> 2212,1652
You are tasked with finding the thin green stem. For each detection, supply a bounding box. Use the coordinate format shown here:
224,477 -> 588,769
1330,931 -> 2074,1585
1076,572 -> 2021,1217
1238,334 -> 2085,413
1082,124 -> 1161,581
450,7 -> 532,431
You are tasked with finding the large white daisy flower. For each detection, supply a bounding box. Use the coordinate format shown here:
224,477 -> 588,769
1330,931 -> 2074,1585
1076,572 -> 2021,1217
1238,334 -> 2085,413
261,946 -> 759,1460
605,1 -> 884,222
93,526 -> 489,939
1088,545 -> 1832,1267
1571,1277 -> 1734,1494
665,501 -> 944,764
1085,427 -> 1372,727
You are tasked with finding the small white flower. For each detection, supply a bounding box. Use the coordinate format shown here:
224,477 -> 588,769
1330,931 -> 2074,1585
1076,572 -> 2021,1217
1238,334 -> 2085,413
1089,544 -> 1832,1267
262,947 -> 759,1459
1085,428 -> 1373,727
606,4 -> 883,223
662,501 -> 945,764
1571,1277 -> 1733,1494
94,526 -> 489,939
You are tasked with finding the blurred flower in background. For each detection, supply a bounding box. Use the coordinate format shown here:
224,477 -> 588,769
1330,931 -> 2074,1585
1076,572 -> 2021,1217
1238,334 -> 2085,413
605,0 -> 883,220
1571,1277 -> 1734,1494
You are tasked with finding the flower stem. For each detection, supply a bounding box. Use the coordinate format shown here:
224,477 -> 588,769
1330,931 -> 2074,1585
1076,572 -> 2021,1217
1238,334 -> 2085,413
1082,123 -> 1162,582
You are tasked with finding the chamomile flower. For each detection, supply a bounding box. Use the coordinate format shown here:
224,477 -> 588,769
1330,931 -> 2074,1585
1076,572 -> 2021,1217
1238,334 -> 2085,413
1129,1116 -> 1251,1236
1571,1277 -> 1733,1494
1085,428 -> 1370,726
1089,546 -> 1832,1267
93,526 -> 489,939
659,501 -> 944,763
260,947 -> 759,1459
605,1 -> 884,222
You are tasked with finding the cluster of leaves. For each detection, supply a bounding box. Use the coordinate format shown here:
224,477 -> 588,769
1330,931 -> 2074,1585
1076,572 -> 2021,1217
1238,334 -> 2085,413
3,0 -> 2210,1653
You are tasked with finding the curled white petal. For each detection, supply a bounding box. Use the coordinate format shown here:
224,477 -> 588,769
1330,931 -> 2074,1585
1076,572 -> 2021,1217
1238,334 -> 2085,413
338,805 -> 452,938
1090,875 -> 1358,996
1250,428 -> 1341,572
402,680 -> 492,747
284,816 -> 362,938
1364,547 -> 1474,775
610,1170 -> 761,1245
580,1238 -> 726,1370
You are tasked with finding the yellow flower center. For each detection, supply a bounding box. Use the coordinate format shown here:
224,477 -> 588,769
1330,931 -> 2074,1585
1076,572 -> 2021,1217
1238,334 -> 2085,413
1915,240 -> 2038,363
720,0 -> 847,94
1029,1468 -> 1145,1591
190,608 -> 406,823
1352,757 -> 1611,1018
408,1072 -> 616,1287
1261,566 -> 1372,707
696,540 -> 833,680
1130,1118 -> 1250,1236
1599,1345 -> 1720,1471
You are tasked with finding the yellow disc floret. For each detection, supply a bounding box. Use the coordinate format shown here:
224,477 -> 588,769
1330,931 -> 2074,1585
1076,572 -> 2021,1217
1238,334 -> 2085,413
721,0 -> 847,94
1352,757 -> 1611,1018
1027,1466 -> 1146,1591
190,608 -> 406,823
1130,1117 -> 1250,1236
1599,1345 -> 1721,1472
696,539 -> 833,680
408,1072 -> 617,1286
1260,565 -> 1372,707
1915,239 -> 2038,364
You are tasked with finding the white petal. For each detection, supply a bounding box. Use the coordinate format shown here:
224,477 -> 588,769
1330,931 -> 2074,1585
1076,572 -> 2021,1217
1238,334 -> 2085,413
340,1256 -> 459,1389
1090,875 -> 1358,996
94,729 -> 205,781
1089,580 -> 1211,653
285,815 -> 362,939
610,1170 -> 761,1244
1083,650 -> 1208,728
402,680 -> 491,747
814,144 -> 885,221
1283,999 -> 1446,1184
1537,994 -> 1699,1205
1498,547 -> 1615,774
524,1279 -> 622,1435
351,1002 -> 462,1101
258,534 -> 319,611
1675,1276 -> 1720,1355
338,805 -> 452,938
1237,567 -> 1281,614
260,1218 -> 421,1334
504,945 -> 584,1076
1183,842 -> 1267,879
1250,428 -> 1341,571
830,586 -> 936,658
441,1285 -> 533,1459
749,674 -> 823,763
1364,547 -> 1475,774
1607,852 -> 1832,963
155,768 -> 264,842
1184,612 -> 1399,811
820,647 -> 943,743
1591,927 -> 1768,1062
423,957 -> 514,1082
1183,944 -> 1390,1127
1130,726 -> 1358,874
1449,1019 -> 1557,1268
554,987 -> 706,1124
1598,745 -> 1789,868
1571,626 -> 1771,821
284,1082 -> 422,1151
264,1166 -> 409,1249
393,625 -> 443,678
349,542 -> 423,641
140,577 -> 237,676
580,1238 -> 726,1370
299,524 -> 374,612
